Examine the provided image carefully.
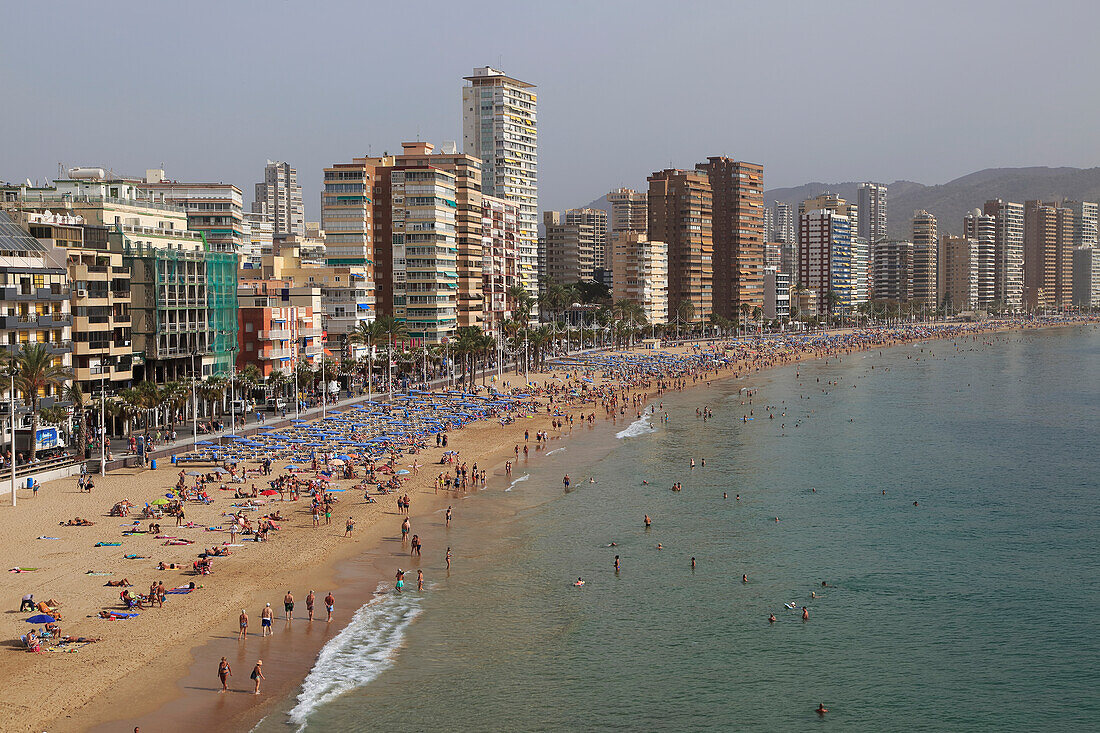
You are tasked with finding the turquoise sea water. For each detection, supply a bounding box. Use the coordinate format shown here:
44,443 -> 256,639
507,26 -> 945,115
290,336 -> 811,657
262,326 -> 1100,732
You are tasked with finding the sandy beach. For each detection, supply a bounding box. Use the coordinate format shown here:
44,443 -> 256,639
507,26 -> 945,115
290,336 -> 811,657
1,319 -> 1089,733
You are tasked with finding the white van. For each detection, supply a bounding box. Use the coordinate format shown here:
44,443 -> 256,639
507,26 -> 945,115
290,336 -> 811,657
265,397 -> 287,412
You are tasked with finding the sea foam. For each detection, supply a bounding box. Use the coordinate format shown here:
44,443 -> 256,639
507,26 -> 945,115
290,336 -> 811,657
616,413 -> 658,439
288,583 -> 423,728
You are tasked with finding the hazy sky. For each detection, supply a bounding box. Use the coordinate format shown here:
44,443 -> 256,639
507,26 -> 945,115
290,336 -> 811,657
4,0 -> 1100,217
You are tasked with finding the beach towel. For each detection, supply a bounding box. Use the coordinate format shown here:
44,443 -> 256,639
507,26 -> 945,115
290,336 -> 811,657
100,612 -> 138,619
84,571 -> 112,576
122,555 -> 148,560
37,536 -> 60,540
164,589 -> 192,595
9,567 -> 38,572
94,542 -> 122,547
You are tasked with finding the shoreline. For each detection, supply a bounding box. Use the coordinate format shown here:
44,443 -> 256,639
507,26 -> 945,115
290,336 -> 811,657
5,318 -> 1093,733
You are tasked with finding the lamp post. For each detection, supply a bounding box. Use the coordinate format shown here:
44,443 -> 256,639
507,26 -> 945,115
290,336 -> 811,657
190,353 -> 198,450
321,336 -> 327,420
5,361 -> 17,507
99,360 -> 108,478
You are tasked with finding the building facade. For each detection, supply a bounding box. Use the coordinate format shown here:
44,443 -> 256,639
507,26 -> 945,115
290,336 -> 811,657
236,278 -> 323,376
143,172 -> 246,256
798,209 -> 854,315
858,183 -> 888,246
871,239 -> 912,302
939,235 -> 979,312
543,211 -> 595,285
647,169 -> 713,321
253,161 -> 304,236
607,188 -> 648,239
697,157 -> 765,319
910,210 -> 938,306
611,232 -> 668,325
962,208 -> 997,310
1072,246 -> 1099,308
565,208 -> 609,281
463,67 -> 538,303
983,199 -> 1024,312
1023,200 -> 1074,310
763,267 -> 791,320
481,194 -> 520,327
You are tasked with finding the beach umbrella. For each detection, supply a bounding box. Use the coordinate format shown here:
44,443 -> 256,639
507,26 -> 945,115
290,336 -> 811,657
397,469 -> 410,475
284,464 -> 300,469
186,471 -> 203,476
196,441 -> 214,446
26,614 -> 55,624
260,490 -> 278,496
212,468 -> 229,474
151,498 -> 170,505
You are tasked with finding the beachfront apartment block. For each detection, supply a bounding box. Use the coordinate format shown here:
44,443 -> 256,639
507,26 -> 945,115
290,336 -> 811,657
939,235 -> 980,313
0,211 -> 72,412
763,267 -> 791,320
463,67 -> 538,307
983,199 -> 1024,312
798,208 -> 854,315
871,239 -> 912,302
565,208 -> 610,283
481,194 -> 520,328
235,276 -> 324,376
253,161 -> 304,236
962,208 -> 997,310
1023,200 -> 1075,311
611,232 -> 668,325
1072,246 -> 1100,308
910,210 -> 938,306
698,157 -> 766,318
647,169 -> 713,322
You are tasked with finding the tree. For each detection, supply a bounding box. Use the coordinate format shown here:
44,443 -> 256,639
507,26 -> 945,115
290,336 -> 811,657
64,382 -> 87,460
10,344 -> 71,462
508,284 -> 534,324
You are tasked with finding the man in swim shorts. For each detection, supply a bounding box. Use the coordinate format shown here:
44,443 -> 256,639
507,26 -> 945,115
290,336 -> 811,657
261,603 -> 273,636
306,590 -> 315,621
324,592 -> 335,622
238,610 -> 248,640
284,591 -> 294,621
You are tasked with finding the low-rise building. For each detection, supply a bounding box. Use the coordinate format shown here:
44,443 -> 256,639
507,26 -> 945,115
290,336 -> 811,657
611,232 -> 668,324
763,268 -> 791,320
236,277 -> 324,376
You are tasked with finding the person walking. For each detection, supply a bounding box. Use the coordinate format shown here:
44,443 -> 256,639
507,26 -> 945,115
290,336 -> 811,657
238,609 -> 248,640
218,657 -> 232,692
261,603 -> 274,636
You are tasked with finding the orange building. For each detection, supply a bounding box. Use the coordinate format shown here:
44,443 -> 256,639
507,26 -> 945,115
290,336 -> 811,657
236,277 -> 324,376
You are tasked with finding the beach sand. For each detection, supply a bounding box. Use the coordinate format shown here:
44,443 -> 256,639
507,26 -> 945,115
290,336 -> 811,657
1,321 -> 1084,733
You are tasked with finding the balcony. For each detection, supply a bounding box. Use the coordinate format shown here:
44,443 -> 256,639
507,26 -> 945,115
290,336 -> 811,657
259,329 -> 291,340
37,313 -> 71,327
297,326 -> 322,337
259,347 -> 293,361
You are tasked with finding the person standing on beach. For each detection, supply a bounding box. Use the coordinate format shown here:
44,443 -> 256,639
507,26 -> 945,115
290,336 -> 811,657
344,517 -> 355,537
324,592 -> 335,622
306,590 -> 315,621
284,591 -> 294,621
446,506 -> 452,526
417,569 -> 424,591
238,609 -> 248,639
261,603 -> 274,636
250,659 -> 265,695
446,547 -> 452,570
218,657 -> 232,692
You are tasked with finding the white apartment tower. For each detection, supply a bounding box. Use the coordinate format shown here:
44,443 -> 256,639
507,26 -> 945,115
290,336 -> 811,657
983,199 -> 1025,312
565,208 -> 609,274
463,67 -> 538,304
772,201 -> 794,244
253,161 -> 304,236
858,182 -> 888,244
607,187 -> 648,237
962,208 -> 997,310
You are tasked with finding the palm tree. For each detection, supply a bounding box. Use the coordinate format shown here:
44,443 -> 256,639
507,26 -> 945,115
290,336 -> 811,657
527,325 -> 554,369
507,284 -> 534,324
374,315 -> 408,395
64,382 -> 87,460
10,344 -> 71,462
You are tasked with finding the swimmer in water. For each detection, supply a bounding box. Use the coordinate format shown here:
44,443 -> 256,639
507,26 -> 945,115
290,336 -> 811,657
644,514 -> 652,528
816,703 -> 828,716
723,492 -> 728,499
656,543 -> 663,550
802,606 -> 809,620
574,578 -> 585,586
742,574 -> 748,583
691,557 -> 696,568
614,556 -> 620,570
768,614 -> 776,623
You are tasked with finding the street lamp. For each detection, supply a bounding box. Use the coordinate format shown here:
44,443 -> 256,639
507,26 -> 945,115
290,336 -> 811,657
4,359 -> 17,507
97,359 -> 109,478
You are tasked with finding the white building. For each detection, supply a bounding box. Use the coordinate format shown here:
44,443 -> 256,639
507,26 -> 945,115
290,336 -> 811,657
1073,246 -> 1100,308
1064,200 -> 1098,248
253,161 -> 304,236
858,182 -> 888,245
962,208 -> 997,310
984,199 -> 1024,312
463,67 -> 538,306
763,267 -> 791,320
773,201 -> 794,244
798,209 -> 856,314
611,233 -> 667,324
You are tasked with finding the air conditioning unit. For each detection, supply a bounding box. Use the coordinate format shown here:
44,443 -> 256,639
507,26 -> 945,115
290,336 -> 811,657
76,289 -> 88,298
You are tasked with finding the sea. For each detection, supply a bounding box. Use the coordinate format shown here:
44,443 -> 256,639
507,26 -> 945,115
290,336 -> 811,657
255,325 -> 1100,732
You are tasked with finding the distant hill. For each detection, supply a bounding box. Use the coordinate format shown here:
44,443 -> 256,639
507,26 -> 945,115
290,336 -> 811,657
766,167 -> 1100,238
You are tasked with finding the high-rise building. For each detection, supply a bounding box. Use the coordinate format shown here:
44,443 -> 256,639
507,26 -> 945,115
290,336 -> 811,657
697,157 -> 765,318
607,187 -> 647,237
764,242 -> 782,269
1072,246 -> 1100,308
1023,200 -> 1074,311
939,235 -> 979,312
983,199 -> 1024,312
858,183 -> 888,245
241,211 -> 274,268
463,67 -> 538,304
962,208 -> 997,310
910,210 -> 938,306
647,169 -> 713,321
611,232 -> 668,325
481,194 -> 520,327
319,157 -> 381,342
543,211 -> 595,284
142,171 -> 245,255
565,208 -> 609,281
798,208 -> 854,315
253,161 -> 304,236
773,201 -> 794,244
1064,200 -> 1098,248
871,239 -> 912,303
799,192 -> 858,235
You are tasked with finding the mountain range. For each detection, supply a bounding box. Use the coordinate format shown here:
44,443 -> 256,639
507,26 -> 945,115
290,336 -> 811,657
582,166 -> 1100,240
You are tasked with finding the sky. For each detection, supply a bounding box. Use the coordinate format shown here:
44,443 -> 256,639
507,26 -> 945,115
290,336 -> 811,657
4,0 -> 1100,218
